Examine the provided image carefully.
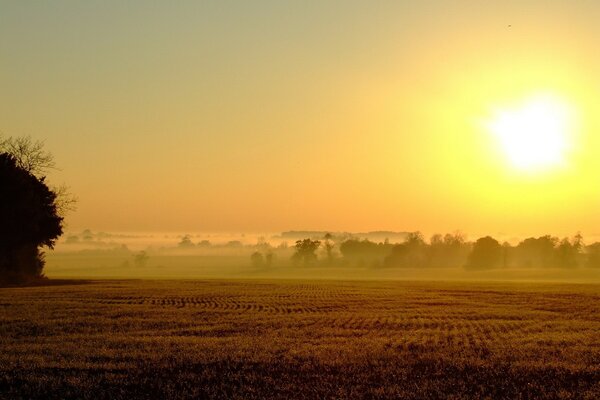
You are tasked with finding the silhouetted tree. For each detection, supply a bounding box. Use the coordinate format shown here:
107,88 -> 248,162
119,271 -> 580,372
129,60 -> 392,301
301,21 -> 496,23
0,153 -> 63,283
0,136 -> 76,213
0,136 -> 55,176
292,238 -> 320,266
465,236 -> 503,269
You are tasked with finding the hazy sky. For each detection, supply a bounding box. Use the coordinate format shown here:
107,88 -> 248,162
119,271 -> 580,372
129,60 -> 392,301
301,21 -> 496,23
2,1 -> 599,236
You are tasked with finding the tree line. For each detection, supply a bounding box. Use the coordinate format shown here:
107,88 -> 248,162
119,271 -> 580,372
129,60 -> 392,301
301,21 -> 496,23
248,232 -> 598,270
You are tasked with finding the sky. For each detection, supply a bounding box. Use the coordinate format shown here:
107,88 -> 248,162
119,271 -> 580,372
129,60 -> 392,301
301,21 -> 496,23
1,1 -> 600,237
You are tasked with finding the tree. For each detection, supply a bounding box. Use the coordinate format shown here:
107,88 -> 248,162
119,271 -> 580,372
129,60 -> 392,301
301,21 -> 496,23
252,238 -> 275,268
340,238 -> 391,267
465,236 -> 503,270
322,233 -> 335,265
254,237 -> 273,254
133,251 -> 149,268
384,231 -> 426,268
197,240 -> 211,248
0,153 -> 63,283
585,242 -> 600,268
0,136 -> 55,176
178,234 -> 194,248
513,235 -> 558,268
0,136 -> 76,214
425,232 -> 469,268
292,238 -> 320,266
555,234 -> 583,268
501,241 -> 511,269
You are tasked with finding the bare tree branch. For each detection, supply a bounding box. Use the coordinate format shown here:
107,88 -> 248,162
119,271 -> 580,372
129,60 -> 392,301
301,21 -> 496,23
52,184 -> 78,215
0,135 -> 77,216
0,136 -> 56,176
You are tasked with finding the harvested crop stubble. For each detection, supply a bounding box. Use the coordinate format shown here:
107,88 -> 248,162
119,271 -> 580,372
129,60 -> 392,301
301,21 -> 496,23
1,279 -> 599,399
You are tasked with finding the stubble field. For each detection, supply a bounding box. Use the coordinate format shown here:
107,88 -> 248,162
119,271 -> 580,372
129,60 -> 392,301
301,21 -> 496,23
1,279 -> 599,399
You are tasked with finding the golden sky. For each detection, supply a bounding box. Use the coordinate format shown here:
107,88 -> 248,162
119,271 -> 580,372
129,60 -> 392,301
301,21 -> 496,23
1,1 -> 599,236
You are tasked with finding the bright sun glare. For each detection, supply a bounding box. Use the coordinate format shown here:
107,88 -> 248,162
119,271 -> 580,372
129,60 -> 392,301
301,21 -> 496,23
486,94 -> 575,172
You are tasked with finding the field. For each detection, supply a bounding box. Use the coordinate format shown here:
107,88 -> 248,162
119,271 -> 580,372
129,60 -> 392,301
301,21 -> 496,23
1,280 -> 600,399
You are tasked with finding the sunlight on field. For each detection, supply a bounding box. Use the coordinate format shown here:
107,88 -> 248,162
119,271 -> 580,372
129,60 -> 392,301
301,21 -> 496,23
1,280 -> 599,398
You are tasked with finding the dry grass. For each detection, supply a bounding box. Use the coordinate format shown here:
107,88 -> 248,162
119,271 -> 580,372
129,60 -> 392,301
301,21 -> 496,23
1,279 -> 599,399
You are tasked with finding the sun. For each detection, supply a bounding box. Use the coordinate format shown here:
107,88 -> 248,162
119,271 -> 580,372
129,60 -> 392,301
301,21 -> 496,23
486,94 -> 575,172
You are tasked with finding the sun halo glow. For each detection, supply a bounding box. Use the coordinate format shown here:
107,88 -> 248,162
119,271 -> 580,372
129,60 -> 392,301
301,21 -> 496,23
486,94 -> 575,173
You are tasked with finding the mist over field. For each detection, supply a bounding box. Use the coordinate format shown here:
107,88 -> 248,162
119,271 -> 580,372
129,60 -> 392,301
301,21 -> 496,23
44,229 -> 600,282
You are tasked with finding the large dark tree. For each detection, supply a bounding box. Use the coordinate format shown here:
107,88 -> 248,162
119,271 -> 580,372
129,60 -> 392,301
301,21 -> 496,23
0,153 -> 63,283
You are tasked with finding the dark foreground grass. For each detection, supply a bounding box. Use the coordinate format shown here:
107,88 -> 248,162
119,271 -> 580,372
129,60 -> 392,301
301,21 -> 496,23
1,279 -> 599,399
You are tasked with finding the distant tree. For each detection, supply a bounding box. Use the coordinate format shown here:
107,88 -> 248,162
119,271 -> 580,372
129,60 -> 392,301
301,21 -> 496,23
585,242 -> 600,268
322,233 -> 335,265
265,252 -> 274,268
443,232 -> 469,266
255,237 -> 273,254
426,233 -> 444,267
465,236 -> 503,270
555,233 -> 583,268
197,240 -> 211,248
513,235 -> 558,268
250,251 -> 264,268
178,235 -> 194,248
430,233 -> 443,246
292,238 -> 321,267
65,235 -> 80,244
82,229 -> 94,242
501,241 -> 511,269
133,251 -> 149,268
405,231 -> 425,247
384,231 -> 426,268
340,238 -> 391,267
0,153 -> 63,283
